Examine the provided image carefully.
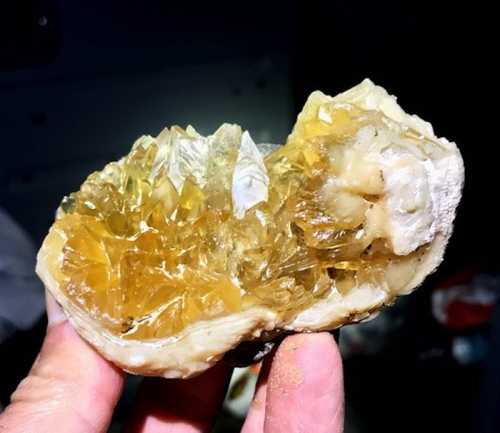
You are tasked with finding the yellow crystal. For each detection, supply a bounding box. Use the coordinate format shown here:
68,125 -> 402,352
43,95 -> 430,340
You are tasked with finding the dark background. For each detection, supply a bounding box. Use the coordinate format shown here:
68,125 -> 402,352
0,1 -> 496,432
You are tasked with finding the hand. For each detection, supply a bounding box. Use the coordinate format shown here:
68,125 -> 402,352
0,292 -> 344,433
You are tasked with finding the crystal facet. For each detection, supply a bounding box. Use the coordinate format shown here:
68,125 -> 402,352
42,86 -> 449,341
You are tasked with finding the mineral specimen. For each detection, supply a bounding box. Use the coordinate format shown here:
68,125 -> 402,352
36,79 -> 464,377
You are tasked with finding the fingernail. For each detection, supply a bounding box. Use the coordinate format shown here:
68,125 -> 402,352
45,289 -> 68,326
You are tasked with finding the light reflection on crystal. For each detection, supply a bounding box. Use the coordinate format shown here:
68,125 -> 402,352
44,100 -> 430,339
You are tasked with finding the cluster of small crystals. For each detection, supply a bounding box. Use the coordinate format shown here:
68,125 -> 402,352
46,100 -> 427,339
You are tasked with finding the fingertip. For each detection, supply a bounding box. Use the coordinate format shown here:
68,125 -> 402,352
264,332 -> 344,433
278,332 -> 340,359
281,332 -> 342,380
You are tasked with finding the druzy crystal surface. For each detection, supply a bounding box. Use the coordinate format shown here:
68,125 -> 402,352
43,96 -> 430,340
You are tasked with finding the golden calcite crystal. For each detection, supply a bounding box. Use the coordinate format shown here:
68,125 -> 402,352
37,79 -> 464,377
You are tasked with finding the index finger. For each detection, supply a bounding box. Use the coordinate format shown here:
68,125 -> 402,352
125,361 -> 232,433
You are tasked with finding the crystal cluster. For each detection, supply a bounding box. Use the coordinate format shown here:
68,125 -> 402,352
43,93 -> 431,340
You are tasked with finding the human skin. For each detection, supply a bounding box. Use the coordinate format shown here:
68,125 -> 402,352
0,292 -> 344,433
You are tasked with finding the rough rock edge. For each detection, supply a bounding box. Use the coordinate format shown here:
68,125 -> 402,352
36,252 -> 278,378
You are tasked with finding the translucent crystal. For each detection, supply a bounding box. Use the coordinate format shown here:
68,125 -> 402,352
44,101 -> 430,340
